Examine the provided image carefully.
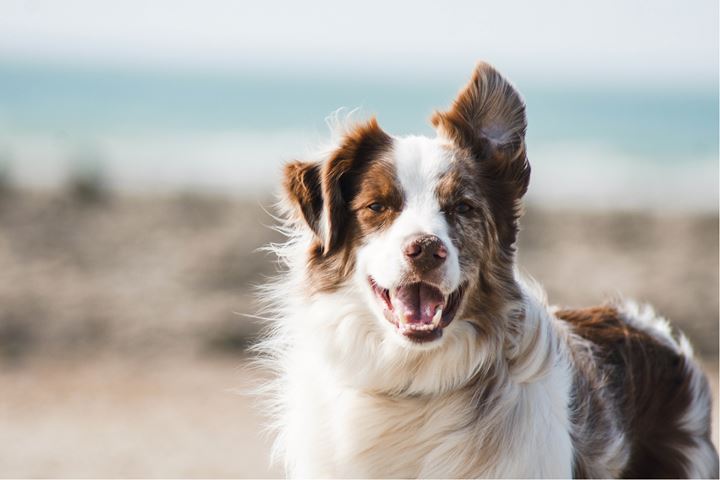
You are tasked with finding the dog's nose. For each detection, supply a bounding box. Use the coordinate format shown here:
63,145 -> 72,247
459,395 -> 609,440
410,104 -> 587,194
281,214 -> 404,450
403,235 -> 447,272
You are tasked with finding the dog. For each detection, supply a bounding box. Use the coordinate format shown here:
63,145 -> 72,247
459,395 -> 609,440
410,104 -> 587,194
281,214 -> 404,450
257,62 -> 719,478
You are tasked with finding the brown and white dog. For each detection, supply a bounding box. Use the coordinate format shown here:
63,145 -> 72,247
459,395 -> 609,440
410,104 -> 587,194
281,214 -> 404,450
259,62 -> 718,478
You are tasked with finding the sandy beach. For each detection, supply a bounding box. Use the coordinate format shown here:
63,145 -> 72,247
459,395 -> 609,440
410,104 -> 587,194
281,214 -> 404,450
0,188 -> 716,477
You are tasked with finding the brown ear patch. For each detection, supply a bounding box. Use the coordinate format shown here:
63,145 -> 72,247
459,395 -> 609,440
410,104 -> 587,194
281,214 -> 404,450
431,62 -> 530,200
431,62 -> 527,161
283,160 -> 323,238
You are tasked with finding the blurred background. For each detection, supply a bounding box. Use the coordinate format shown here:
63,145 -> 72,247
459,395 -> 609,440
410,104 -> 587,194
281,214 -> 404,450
0,0 -> 717,476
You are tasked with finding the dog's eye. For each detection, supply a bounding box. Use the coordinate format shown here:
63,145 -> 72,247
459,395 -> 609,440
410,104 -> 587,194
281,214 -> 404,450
367,202 -> 386,213
455,202 -> 472,214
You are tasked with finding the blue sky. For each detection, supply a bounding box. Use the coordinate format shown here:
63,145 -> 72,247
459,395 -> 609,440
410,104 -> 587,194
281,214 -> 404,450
0,0 -> 717,86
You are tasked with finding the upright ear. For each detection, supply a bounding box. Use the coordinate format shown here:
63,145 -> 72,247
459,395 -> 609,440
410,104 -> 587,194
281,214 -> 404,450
282,117 -> 392,255
431,62 -> 530,199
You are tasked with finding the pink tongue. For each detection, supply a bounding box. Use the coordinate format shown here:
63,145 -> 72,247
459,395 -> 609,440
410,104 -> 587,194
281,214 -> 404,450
391,283 -> 445,325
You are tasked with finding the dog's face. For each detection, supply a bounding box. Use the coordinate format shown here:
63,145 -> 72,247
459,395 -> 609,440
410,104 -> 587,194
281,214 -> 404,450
355,136 -> 481,345
283,62 -> 530,351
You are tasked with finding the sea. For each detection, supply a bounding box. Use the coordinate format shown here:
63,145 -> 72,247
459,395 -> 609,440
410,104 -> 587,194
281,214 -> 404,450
0,62 -> 717,211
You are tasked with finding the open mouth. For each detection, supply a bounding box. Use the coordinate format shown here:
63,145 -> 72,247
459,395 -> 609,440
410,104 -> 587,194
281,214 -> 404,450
369,277 -> 465,344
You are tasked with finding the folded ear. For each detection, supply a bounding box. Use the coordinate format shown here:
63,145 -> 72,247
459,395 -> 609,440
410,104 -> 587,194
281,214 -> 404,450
283,160 -> 324,238
283,118 -> 391,255
431,62 -> 530,199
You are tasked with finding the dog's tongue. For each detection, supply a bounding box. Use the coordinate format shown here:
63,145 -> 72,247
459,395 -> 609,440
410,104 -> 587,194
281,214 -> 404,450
392,283 -> 445,325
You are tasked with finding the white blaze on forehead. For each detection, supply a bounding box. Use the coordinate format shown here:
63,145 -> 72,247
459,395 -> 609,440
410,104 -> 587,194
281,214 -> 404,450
391,135 -> 456,238
393,135 -> 453,206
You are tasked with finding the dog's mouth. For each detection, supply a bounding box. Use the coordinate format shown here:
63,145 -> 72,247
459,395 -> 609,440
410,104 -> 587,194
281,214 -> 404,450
369,277 -> 465,344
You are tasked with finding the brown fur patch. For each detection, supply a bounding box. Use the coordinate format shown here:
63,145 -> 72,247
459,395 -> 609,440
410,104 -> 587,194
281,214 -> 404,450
320,118 -> 393,254
350,159 -> 403,236
282,118 -> 395,293
430,62 -> 526,163
558,306 -> 719,478
283,161 -> 323,238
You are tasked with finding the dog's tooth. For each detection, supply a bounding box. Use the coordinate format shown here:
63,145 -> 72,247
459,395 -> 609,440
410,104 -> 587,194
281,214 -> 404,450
432,307 -> 443,326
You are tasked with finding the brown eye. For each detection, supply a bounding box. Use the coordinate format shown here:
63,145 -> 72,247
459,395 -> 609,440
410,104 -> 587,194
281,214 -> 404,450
368,202 -> 386,213
455,202 -> 472,214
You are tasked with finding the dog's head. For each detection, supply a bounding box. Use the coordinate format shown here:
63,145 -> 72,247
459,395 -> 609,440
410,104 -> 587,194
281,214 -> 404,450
282,62 -> 529,356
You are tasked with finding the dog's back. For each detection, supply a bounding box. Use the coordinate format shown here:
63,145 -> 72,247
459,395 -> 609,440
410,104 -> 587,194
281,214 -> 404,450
558,304 -> 718,478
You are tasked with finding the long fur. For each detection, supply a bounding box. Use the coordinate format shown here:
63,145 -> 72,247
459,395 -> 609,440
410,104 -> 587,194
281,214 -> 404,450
254,62 -> 718,478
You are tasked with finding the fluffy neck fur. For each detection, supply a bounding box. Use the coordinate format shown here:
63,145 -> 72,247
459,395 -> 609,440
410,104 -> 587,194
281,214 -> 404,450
257,233 -> 575,477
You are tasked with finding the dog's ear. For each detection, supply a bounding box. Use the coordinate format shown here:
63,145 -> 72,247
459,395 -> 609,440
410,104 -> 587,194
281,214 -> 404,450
283,160 -> 324,238
283,118 -> 392,254
431,62 -> 530,200
321,117 -> 391,254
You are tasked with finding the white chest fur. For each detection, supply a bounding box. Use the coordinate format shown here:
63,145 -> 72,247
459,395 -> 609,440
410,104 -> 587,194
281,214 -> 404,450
280,347 -> 574,478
